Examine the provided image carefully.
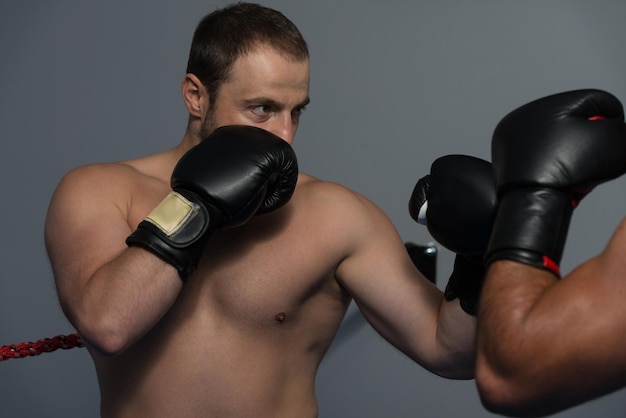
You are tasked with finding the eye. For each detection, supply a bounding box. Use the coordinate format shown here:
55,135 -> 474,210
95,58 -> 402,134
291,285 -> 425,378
252,105 -> 272,116
292,106 -> 307,123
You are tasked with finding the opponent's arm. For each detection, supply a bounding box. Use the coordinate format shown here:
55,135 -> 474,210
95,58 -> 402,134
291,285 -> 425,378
478,230 -> 626,417
475,89 -> 626,416
46,126 -> 297,355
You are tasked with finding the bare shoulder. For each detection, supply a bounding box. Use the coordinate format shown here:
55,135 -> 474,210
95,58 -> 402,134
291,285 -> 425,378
52,162 -> 142,203
52,154 -> 167,200
49,164 -> 133,230
45,155 -> 171,277
294,173 -> 400,246
48,152 -> 172,222
296,173 -> 383,215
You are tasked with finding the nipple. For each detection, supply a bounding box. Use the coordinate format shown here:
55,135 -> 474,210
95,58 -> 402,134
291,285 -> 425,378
274,312 -> 286,323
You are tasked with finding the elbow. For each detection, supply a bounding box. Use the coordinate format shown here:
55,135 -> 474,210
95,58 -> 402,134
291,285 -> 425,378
63,304 -> 132,357
79,320 -> 132,357
475,367 -> 522,416
77,318 -> 131,356
84,333 -> 130,358
475,355 -> 548,418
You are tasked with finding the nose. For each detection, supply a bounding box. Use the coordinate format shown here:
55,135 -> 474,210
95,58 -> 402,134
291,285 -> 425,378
267,115 -> 297,145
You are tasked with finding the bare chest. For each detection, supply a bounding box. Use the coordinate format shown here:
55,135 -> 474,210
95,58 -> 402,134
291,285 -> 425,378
175,209 -> 349,331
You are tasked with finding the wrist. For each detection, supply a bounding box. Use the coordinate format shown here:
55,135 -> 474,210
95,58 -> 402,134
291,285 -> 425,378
126,190 -> 219,280
445,254 -> 486,316
486,188 -> 573,277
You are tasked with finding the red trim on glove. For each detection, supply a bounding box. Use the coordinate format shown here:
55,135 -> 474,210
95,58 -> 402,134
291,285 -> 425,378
543,255 -> 561,277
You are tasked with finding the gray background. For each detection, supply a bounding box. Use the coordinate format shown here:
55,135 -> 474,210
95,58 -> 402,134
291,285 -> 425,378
1,1 -> 626,417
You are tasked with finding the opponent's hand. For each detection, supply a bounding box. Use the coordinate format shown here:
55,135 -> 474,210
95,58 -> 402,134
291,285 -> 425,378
486,89 -> 626,276
409,154 -> 497,315
126,125 -> 298,280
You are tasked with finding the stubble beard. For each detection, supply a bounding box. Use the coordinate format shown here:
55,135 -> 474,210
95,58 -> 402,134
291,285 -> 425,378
198,105 -> 218,141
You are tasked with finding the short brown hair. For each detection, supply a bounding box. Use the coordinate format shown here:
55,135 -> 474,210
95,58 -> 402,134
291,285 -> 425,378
186,2 -> 309,102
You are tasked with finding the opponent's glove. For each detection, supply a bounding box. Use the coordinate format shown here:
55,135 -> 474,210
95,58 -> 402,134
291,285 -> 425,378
126,125 -> 298,280
486,89 -> 626,276
409,155 -> 497,315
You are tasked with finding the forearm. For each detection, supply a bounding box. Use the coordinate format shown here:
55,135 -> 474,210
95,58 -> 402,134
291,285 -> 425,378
66,247 -> 182,355
477,261 -> 552,363
476,260 -> 578,416
476,218 -> 626,416
432,296 -> 477,379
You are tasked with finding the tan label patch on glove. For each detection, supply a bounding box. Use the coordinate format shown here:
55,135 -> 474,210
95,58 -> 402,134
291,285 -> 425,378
144,191 -> 195,236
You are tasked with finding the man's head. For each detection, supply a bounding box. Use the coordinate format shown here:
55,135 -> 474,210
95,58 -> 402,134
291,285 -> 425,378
183,2 -> 310,144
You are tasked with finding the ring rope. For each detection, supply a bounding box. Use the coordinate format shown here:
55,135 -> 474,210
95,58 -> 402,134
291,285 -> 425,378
0,333 -> 83,362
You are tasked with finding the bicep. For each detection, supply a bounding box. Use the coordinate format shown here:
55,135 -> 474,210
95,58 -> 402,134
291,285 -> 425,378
333,195 -> 442,360
45,170 -> 132,303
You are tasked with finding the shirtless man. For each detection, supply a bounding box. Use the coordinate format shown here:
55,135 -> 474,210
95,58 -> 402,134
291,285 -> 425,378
44,3 -> 477,417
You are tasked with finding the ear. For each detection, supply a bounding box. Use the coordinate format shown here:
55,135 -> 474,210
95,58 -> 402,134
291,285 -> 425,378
181,74 -> 207,118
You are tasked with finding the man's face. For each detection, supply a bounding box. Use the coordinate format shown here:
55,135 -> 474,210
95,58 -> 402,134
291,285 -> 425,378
201,45 -> 310,145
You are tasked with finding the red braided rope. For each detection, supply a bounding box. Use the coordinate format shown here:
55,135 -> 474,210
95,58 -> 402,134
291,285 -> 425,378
0,333 -> 84,362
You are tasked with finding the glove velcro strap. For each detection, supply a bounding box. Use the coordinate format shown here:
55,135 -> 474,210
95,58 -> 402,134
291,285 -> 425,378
486,188 -> 573,277
126,190 -> 218,281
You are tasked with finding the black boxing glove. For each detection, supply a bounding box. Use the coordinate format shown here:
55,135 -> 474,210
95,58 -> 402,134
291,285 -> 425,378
126,125 -> 298,280
409,155 -> 497,315
486,89 -> 626,276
